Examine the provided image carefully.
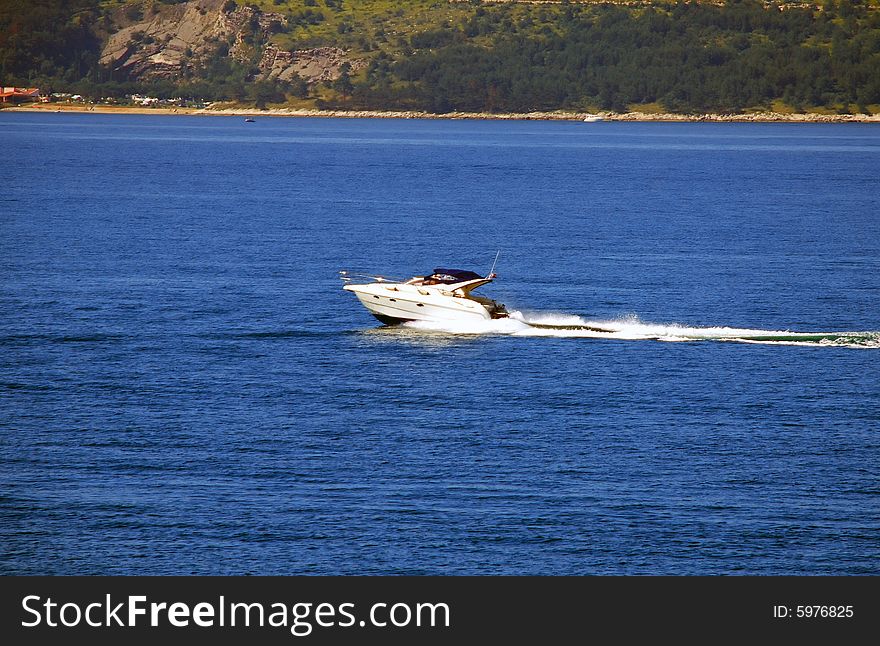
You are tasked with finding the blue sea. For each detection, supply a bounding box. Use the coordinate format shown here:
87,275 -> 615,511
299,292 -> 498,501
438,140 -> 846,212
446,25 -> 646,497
1,113 -> 878,575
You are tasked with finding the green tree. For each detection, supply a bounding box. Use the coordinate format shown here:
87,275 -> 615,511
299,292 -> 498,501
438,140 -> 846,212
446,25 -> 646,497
249,80 -> 285,109
333,63 -> 354,102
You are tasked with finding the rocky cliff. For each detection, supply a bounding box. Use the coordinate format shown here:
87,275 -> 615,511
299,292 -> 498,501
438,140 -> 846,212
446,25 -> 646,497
99,0 -> 363,84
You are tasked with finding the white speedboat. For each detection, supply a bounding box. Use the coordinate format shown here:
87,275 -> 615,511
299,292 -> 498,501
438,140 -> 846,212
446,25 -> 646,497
341,268 -> 508,325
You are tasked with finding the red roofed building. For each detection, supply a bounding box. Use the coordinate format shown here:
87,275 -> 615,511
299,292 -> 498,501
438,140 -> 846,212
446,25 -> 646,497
1,87 -> 42,103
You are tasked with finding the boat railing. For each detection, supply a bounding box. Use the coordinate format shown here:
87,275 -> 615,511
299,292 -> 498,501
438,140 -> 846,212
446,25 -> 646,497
339,270 -> 405,284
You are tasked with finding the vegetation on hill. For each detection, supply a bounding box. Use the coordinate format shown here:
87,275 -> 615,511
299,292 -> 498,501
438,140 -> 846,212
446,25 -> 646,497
0,0 -> 102,85
2,0 -> 879,114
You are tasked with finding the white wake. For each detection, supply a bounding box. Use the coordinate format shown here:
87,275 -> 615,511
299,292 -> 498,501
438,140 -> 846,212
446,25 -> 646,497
399,312 -> 880,348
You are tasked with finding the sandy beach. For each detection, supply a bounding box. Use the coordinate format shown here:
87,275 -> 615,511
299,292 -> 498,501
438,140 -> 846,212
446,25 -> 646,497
6,102 -> 879,123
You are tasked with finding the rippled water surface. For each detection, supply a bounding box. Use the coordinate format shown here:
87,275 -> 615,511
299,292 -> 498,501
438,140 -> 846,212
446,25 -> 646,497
1,113 -> 878,574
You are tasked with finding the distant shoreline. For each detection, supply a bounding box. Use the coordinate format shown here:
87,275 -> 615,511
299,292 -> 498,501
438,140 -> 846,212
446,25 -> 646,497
6,103 -> 879,123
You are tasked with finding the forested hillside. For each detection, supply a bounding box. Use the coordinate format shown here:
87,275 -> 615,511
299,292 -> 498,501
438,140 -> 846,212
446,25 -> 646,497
2,0 -> 879,114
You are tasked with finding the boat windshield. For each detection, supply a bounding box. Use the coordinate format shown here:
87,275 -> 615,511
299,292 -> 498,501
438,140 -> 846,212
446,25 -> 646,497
425,268 -> 483,284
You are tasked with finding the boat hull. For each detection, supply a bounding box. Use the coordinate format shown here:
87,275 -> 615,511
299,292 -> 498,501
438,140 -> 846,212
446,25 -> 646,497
370,312 -> 411,326
344,283 -> 501,324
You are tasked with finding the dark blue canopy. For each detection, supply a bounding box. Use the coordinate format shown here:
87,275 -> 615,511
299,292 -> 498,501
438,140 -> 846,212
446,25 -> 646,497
430,268 -> 483,283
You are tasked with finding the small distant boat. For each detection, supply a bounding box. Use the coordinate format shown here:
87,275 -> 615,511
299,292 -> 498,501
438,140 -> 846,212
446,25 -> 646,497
244,117 -> 255,123
583,114 -> 603,123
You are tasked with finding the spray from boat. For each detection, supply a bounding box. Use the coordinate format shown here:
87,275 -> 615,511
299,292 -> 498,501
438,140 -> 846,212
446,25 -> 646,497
396,312 -> 880,348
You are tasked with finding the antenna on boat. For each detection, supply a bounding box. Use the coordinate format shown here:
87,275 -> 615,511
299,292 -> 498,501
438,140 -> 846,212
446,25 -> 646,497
488,250 -> 501,278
